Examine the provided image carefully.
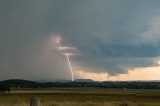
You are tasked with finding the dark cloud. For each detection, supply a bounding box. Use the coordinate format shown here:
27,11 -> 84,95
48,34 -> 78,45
0,0 -> 71,81
1,0 -> 160,80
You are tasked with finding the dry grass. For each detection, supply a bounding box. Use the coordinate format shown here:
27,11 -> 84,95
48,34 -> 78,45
0,101 -> 160,106
0,88 -> 160,106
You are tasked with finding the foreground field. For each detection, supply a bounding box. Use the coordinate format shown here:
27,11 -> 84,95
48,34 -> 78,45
0,88 -> 160,106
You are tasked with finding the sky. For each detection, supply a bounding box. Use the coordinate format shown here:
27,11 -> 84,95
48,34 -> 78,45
1,0 -> 160,81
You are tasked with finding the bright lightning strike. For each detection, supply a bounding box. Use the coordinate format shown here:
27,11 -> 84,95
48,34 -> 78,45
66,53 -> 74,81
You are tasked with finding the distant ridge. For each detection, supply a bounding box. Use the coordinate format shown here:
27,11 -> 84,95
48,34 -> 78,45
0,79 -> 39,88
0,79 -> 36,83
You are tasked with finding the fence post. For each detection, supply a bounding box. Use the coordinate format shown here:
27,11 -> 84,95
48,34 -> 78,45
30,96 -> 40,106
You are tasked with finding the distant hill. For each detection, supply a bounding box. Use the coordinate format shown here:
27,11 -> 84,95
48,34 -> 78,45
0,79 -> 39,88
0,79 -> 37,84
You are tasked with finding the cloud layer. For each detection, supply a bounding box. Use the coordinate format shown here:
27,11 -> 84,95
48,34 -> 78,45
1,0 -> 160,80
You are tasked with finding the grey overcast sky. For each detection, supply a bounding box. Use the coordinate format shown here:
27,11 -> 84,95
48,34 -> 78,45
1,0 -> 160,81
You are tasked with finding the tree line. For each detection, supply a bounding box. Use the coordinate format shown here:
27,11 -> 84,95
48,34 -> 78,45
0,79 -> 160,89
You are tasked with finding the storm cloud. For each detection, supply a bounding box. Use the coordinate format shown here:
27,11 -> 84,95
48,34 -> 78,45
1,0 -> 160,80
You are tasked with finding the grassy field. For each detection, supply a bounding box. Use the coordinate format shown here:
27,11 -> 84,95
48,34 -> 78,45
0,87 -> 160,106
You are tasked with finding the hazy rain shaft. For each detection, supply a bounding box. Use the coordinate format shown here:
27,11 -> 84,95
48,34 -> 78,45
1,0 -> 160,81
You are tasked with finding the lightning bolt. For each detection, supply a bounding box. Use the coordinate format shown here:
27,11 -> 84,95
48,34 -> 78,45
66,53 -> 74,81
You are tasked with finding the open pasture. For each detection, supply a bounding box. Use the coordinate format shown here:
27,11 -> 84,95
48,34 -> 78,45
0,88 -> 160,106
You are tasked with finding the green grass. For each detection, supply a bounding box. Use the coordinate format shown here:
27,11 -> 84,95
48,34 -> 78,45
0,88 -> 160,106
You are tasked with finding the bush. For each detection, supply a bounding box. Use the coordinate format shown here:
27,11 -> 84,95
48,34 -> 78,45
0,86 -> 10,94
